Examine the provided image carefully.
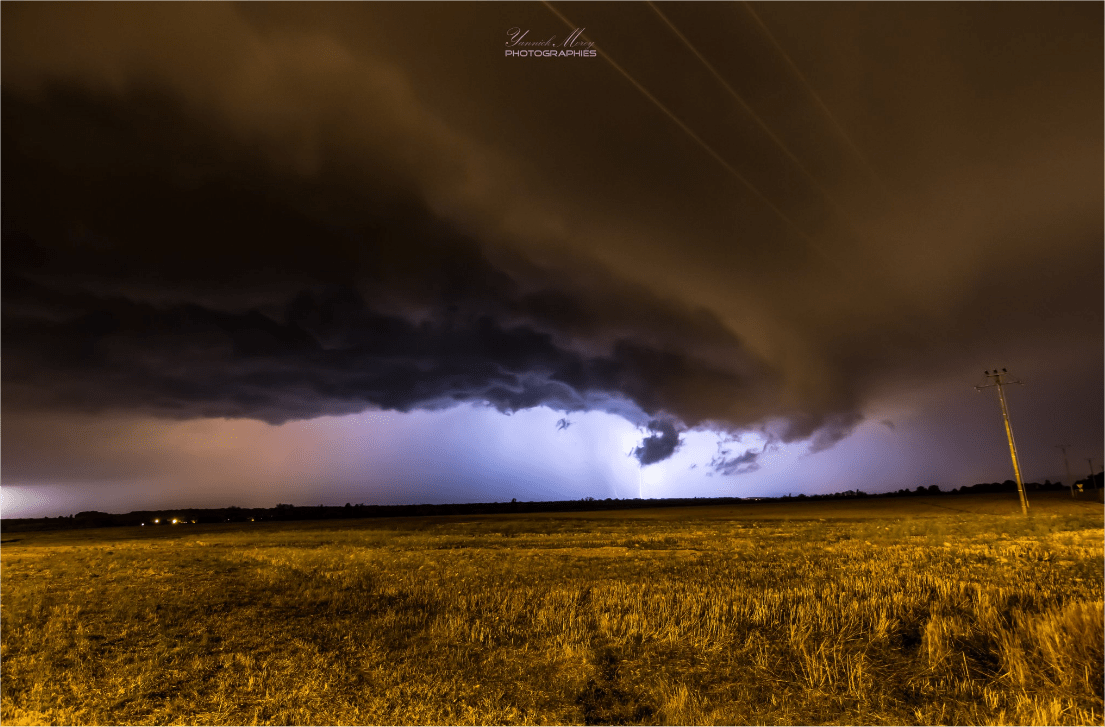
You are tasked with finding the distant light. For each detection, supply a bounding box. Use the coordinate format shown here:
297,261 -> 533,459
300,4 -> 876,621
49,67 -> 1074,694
172,519 -> 179,524
154,519 -> 159,524
141,523 -> 145,526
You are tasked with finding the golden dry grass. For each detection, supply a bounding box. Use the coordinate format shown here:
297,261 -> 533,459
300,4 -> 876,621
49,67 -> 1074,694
2,493 -> 1102,725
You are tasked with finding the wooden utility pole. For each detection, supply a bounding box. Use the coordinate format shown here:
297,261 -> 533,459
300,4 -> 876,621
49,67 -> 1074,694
1058,445 -> 1074,497
977,369 -> 1028,515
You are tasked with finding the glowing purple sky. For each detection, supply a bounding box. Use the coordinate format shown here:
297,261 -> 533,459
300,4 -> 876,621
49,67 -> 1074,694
5,349 -> 1098,518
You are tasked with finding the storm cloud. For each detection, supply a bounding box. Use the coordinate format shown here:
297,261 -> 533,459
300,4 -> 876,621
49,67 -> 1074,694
632,420 -> 683,466
708,434 -> 776,476
2,81 -> 784,449
3,3 -> 1101,496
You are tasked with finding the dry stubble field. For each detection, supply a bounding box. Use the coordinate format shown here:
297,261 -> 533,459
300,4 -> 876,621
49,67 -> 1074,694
1,493 -> 1102,725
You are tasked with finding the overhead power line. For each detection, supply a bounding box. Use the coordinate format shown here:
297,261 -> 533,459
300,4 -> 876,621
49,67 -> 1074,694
540,1 -> 839,271
738,2 -> 887,194
647,1 -> 859,227
540,1 -> 948,349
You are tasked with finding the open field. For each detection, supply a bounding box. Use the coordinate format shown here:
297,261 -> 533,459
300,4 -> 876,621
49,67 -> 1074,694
2,493 -> 1102,725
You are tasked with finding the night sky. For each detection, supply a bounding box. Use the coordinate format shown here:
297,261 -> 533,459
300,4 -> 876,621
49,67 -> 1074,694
3,3 -> 1102,517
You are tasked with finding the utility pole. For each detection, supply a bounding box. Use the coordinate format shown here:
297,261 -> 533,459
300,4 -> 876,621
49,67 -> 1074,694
1058,445 -> 1074,497
976,369 -> 1028,515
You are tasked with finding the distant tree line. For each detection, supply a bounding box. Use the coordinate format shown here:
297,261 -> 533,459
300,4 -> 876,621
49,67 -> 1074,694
2,497 -> 743,532
3,473 -> 1100,533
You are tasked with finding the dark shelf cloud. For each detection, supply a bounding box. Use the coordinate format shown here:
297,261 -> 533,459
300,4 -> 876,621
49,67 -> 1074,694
3,3 -> 1101,512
